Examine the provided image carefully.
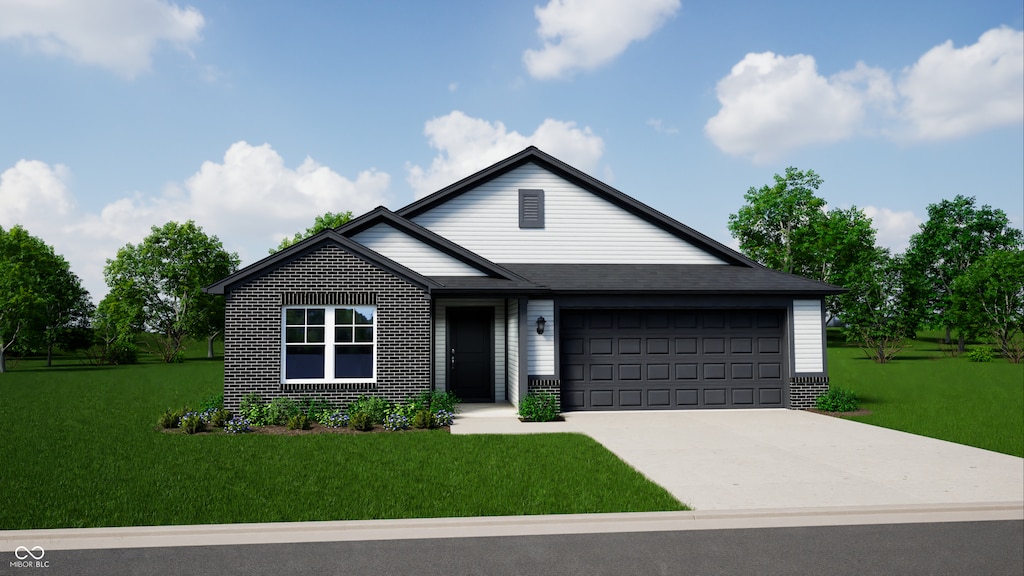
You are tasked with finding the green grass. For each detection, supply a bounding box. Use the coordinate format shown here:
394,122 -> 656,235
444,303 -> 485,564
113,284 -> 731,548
827,330 -> 1024,458
0,347 -> 684,530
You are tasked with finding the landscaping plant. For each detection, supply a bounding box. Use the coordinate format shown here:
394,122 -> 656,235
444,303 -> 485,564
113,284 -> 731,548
347,395 -> 392,423
966,347 -> 994,362
518,391 -> 560,422
815,388 -> 860,412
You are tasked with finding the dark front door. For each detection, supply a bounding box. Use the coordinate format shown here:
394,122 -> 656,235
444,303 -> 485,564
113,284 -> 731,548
447,307 -> 494,402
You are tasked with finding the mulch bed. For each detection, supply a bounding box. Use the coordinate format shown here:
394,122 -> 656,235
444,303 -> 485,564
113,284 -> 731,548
161,422 -> 450,435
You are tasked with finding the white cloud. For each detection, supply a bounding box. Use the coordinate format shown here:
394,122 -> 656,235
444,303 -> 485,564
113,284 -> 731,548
898,26 -> 1024,140
705,27 -> 1022,162
523,0 -> 679,80
407,110 -> 605,197
705,53 -> 892,163
0,0 -> 204,78
0,142 -> 389,300
862,205 -> 922,253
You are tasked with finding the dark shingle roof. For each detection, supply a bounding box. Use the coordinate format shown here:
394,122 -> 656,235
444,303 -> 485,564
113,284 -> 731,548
498,263 -> 844,295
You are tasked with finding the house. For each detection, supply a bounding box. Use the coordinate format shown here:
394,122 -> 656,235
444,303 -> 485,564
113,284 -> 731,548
205,147 -> 842,412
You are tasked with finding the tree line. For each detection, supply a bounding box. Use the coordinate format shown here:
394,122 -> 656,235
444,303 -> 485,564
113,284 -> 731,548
729,168 -> 1024,363
0,212 -> 353,372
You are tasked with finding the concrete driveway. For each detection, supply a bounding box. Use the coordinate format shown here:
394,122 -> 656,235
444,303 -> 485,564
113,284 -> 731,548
451,406 -> 1024,511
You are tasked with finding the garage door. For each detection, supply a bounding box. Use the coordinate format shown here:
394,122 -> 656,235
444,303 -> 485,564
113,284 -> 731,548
560,309 -> 786,410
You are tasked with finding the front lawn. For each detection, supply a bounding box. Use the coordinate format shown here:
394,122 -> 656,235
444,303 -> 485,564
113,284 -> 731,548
827,330 -> 1024,457
0,351 -> 684,530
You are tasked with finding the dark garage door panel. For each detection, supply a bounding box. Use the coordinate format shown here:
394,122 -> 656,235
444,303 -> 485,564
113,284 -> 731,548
561,310 -> 786,410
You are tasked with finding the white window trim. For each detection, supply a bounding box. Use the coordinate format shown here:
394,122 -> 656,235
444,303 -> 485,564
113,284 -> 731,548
281,305 -> 377,384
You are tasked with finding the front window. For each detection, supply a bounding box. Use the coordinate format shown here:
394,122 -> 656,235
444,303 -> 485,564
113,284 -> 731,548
283,306 -> 376,382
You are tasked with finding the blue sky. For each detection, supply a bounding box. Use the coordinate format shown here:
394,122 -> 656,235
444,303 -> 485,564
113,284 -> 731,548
1,0 -> 1021,300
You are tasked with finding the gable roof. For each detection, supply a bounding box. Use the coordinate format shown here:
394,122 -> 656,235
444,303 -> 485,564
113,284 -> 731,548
204,229 -> 442,295
337,206 -> 533,283
396,146 -> 757,267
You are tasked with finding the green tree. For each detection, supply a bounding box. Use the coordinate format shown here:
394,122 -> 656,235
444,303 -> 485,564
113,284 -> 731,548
905,195 -> 1023,353
104,221 -> 240,363
949,250 -> 1024,363
271,211 -> 353,254
839,250 -> 924,363
728,168 -> 877,321
728,167 -> 826,275
0,225 -> 92,371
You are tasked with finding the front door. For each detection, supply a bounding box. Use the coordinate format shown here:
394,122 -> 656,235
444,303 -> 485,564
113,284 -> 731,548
447,307 -> 493,402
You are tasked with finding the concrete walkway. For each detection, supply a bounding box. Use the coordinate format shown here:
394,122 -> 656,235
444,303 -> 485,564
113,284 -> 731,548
451,404 -> 1024,511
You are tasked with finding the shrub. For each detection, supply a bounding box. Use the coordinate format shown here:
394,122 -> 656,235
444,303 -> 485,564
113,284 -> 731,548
349,411 -> 375,431
347,395 -> 392,423
967,347 -> 994,363
209,408 -> 232,428
179,411 -> 207,434
108,340 -> 139,365
267,397 -> 300,425
519,392 -> 560,422
239,394 -> 270,426
321,410 -> 349,428
224,416 -> 252,434
384,413 -> 410,431
815,388 -> 861,412
300,396 -> 335,422
411,409 -> 434,429
432,409 -> 455,427
157,408 -> 183,429
287,413 -> 312,430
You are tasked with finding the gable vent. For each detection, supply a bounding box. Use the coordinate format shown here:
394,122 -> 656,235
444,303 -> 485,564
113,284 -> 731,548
519,189 -> 545,229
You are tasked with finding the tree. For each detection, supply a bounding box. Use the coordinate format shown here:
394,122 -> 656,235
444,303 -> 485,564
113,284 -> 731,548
728,168 -> 877,321
905,196 -> 1023,353
0,225 -> 93,371
839,250 -> 924,363
949,250 -> 1024,363
104,221 -> 240,363
728,167 -> 826,275
271,211 -> 353,254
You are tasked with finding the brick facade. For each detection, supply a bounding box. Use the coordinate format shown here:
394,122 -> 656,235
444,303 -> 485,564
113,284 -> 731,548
222,243 -> 431,411
788,377 -> 830,409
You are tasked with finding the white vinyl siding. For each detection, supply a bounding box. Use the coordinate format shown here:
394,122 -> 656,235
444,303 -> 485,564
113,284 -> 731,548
507,298 -> 520,407
411,163 -> 726,264
793,299 -> 824,373
434,300 -> 505,399
527,299 -> 554,375
352,224 -> 485,276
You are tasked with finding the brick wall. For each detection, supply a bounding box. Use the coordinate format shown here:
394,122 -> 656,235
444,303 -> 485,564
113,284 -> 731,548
222,243 -> 431,411
789,376 -> 829,409
527,378 -> 562,412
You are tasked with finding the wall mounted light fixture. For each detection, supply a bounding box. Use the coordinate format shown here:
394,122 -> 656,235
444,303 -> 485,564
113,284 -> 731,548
536,316 -> 546,335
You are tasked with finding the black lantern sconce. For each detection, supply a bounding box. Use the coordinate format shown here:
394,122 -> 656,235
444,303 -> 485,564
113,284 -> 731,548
536,316 -> 547,335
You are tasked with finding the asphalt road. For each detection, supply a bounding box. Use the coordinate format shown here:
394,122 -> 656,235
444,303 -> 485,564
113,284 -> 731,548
7,520 -> 1021,576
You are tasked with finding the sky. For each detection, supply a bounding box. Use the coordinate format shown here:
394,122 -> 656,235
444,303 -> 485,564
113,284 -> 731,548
1,0 -> 1022,301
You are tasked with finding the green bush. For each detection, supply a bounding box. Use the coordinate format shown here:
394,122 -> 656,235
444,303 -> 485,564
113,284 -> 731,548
179,411 -> 207,434
108,340 -> 139,365
519,392 -> 560,422
300,396 -> 335,422
239,394 -> 270,426
412,409 -> 435,429
267,397 -> 300,425
815,387 -> 860,412
157,408 -> 183,429
286,413 -> 312,430
347,395 -> 392,423
349,411 -> 375,431
209,408 -> 232,428
967,347 -> 995,362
